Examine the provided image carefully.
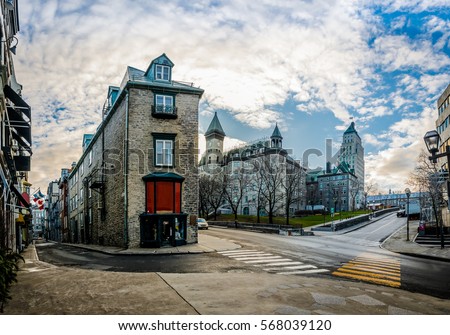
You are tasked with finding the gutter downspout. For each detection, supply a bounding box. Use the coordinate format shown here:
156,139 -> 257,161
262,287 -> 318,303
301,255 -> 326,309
123,90 -> 129,248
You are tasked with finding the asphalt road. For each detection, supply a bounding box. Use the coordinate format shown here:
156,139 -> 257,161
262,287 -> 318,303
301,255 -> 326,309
35,214 -> 450,299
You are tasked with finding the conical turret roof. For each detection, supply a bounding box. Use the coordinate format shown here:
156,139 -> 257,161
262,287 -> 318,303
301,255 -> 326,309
271,123 -> 283,139
205,112 -> 225,137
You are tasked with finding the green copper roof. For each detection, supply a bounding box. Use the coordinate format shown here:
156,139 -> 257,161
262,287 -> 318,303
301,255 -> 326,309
142,172 -> 185,181
344,122 -> 358,135
271,123 -> 283,139
205,112 -> 225,137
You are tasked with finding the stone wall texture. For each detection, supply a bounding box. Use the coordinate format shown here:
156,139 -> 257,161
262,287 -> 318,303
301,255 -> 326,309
69,83 -> 200,248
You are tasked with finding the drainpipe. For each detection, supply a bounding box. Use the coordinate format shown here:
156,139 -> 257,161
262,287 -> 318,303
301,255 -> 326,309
123,90 -> 129,248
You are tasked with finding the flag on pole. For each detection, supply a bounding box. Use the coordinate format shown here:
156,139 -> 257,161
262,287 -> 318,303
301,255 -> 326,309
33,190 -> 45,201
32,189 -> 45,210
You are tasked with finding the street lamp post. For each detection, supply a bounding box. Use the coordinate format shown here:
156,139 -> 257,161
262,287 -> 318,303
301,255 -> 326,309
405,188 -> 411,241
423,130 -> 447,249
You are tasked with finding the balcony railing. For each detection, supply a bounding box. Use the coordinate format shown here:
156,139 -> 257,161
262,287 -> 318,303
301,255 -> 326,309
152,105 -> 177,119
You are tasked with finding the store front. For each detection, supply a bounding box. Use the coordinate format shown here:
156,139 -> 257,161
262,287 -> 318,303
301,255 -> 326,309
139,172 -> 187,247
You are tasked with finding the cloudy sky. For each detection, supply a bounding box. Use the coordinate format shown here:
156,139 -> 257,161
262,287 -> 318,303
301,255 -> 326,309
14,0 -> 450,194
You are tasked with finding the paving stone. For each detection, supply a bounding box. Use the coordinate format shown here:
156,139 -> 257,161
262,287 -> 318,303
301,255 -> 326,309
348,294 -> 386,306
311,292 -> 346,305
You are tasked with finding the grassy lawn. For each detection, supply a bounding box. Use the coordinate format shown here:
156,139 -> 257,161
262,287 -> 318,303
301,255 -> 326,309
208,210 -> 371,228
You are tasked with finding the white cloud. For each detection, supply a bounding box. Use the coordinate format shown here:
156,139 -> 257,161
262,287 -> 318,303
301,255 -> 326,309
365,106 -> 436,192
12,0 -> 450,193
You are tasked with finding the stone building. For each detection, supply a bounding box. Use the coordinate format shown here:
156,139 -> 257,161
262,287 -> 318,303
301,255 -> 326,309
46,180 -> 60,241
0,0 -> 33,252
68,54 -> 203,248
317,162 -> 358,212
306,122 -> 365,212
200,114 -> 306,218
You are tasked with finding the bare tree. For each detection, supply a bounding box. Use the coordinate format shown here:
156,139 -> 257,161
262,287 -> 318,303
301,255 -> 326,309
283,160 -> 305,225
250,160 -> 267,223
198,175 -> 212,218
408,150 -> 444,235
223,161 -> 250,221
199,172 -> 225,221
257,154 -> 285,224
349,179 -> 360,211
363,181 -> 378,209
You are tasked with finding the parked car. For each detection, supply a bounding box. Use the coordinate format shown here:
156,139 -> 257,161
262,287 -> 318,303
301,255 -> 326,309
197,218 -> 209,230
397,209 -> 406,217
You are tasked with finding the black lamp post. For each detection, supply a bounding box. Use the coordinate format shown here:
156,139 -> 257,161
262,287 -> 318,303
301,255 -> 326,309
423,130 -> 447,249
405,188 -> 411,241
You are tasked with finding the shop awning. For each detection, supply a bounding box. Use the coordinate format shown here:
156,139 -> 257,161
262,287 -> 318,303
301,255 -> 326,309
4,85 -> 32,156
142,171 -> 185,182
4,85 -> 31,118
9,182 -> 31,208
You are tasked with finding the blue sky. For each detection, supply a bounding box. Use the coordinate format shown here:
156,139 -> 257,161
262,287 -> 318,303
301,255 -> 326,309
14,0 -> 450,194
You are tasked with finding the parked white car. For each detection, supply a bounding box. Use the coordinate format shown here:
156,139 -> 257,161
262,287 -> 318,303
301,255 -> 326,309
197,218 -> 209,230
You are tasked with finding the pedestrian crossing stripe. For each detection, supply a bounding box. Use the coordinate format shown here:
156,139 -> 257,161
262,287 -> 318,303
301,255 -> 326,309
218,250 -> 329,275
332,253 -> 401,288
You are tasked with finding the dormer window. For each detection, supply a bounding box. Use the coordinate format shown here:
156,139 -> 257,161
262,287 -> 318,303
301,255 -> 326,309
155,65 -> 170,81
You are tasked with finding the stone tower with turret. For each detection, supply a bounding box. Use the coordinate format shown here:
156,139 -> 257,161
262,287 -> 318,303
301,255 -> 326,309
201,112 -> 226,171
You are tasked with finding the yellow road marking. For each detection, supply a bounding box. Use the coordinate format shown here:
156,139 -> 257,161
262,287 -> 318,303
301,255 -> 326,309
332,254 -> 401,288
332,271 -> 401,288
334,268 -> 400,281
342,264 -> 400,275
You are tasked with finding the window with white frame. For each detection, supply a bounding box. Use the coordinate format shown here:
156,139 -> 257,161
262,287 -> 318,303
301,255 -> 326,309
89,150 -> 93,166
155,94 -> 174,114
80,163 -> 84,176
155,139 -> 173,166
155,64 -> 170,81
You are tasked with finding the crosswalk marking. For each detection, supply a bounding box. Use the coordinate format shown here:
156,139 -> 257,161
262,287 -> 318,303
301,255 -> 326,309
243,257 -> 286,263
231,254 -> 274,259
332,253 -> 401,288
264,264 -> 314,271
219,249 -> 329,275
277,269 -> 330,275
255,261 -> 304,267
227,252 -> 268,257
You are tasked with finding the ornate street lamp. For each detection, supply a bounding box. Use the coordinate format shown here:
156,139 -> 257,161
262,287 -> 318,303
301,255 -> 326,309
423,130 -> 447,249
423,130 -> 441,163
405,188 -> 411,241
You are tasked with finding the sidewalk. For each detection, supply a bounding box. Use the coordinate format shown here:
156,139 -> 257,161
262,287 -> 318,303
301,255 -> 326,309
381,220 -> 450,261
3,220 -> 450,315
60,234 -> 241,255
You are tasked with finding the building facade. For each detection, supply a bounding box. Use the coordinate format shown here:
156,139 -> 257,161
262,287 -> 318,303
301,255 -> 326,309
306,122 -> 365,212
317,163 -> 358,212
200,115 -> 306,218
0,0 -> 33,252
434,83 -> 450,228
68,54 -> 203,248
46,180 -> 60,241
